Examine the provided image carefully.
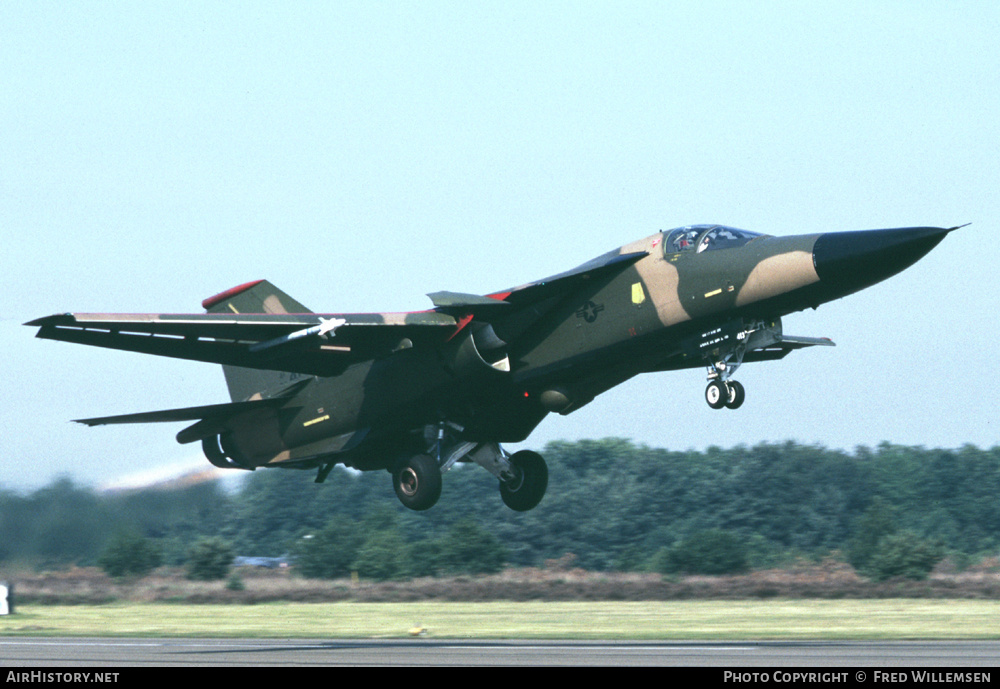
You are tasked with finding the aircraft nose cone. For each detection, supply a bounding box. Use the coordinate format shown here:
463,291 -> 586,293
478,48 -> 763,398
812,226 -> 953,298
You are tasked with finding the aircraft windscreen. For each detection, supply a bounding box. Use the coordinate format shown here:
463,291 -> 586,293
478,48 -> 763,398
664,225 -> 762,255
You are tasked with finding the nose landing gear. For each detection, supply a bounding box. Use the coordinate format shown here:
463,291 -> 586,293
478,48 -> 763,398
696,317 -> 835,411
703,345 -> 748,411
705,378 -> 745,410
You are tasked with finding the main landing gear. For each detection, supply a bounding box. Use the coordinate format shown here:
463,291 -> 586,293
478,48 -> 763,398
390,425 -> 549,511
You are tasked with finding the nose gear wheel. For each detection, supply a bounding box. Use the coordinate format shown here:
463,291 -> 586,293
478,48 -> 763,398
705,379 -> 745,410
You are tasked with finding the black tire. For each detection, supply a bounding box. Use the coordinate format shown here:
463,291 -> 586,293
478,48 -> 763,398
724,380 -> 745,409
499,450 -> 548,512
393,454 -> 442,511
705,380 -> 728,409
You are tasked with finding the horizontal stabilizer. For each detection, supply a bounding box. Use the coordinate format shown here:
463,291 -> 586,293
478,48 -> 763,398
74,398 -> 284,427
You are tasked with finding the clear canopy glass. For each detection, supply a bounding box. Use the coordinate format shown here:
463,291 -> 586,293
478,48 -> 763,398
663,225 -> 763,255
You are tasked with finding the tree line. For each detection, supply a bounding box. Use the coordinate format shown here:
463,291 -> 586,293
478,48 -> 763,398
2,439 -> 998,580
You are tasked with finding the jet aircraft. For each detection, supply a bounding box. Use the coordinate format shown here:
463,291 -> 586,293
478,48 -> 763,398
27,224 -> 955,511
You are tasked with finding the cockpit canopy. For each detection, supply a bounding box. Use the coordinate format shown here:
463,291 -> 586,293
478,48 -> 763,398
663,225 -> 763,255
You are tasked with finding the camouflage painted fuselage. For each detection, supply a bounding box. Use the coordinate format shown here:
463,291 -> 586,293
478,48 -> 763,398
236,225 -> 947,471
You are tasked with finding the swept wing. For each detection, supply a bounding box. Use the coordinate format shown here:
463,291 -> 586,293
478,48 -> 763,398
27,250 -> 649,377
27,310 -> 459,377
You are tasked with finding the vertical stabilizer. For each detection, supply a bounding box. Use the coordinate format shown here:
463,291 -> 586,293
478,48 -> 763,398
202,280 -> 314,401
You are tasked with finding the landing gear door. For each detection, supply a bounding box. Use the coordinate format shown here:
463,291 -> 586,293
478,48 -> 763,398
680,319 -> 748,361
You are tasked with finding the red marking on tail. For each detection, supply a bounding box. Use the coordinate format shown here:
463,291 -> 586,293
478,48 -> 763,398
202,280 -> 265,310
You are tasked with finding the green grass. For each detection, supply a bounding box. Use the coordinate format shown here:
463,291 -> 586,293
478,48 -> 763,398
3,600 -> 1000,639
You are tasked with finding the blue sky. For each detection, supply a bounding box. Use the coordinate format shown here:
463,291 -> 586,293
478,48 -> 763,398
3,2 -> 998,491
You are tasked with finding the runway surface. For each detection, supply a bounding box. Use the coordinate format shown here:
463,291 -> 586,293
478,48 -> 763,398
2,638 -> 998,666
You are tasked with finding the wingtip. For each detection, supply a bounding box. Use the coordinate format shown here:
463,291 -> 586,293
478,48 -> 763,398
24,313 -> 73,328
73,418 -> 102,427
